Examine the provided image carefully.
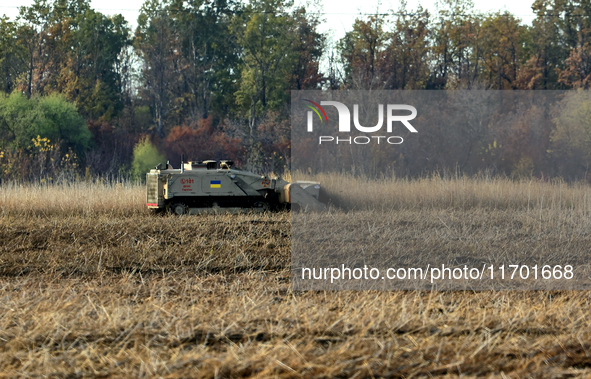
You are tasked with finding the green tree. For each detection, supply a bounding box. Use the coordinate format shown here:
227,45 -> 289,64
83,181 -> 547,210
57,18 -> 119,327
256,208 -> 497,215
289,7 -> 325,90
14,0 -> 130,120
385,6 -> 431,89
337,5 -> 430,90
479,12 -> 529,89
338,15 -> 388,89
170,0 -> 241,120
430,0 -> 482,89
63,10 -> 131,120
0,17 -> 27,94
550,91 -> 591,178
131,136 -> 165,179
15,0 -> 53,98
529,0 -> 587,88
232,0 -> 300,132
135,0 -> 243,135
135,0 -> 178,137
0,92 -> 91,155
37,94 -> 92,154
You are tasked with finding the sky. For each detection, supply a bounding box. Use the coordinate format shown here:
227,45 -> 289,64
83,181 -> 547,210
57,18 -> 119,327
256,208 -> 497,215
1,0 -> 537,43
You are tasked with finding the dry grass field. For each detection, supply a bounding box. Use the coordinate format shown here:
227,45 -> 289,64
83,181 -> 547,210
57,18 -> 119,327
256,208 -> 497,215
292,174 -> 591,291
2,178 -> 591,378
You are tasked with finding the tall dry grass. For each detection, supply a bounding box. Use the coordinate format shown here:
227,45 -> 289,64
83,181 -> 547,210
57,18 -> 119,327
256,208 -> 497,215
306,172 -> 591,213
0,180 -> 146,217
4,175 -> 590,216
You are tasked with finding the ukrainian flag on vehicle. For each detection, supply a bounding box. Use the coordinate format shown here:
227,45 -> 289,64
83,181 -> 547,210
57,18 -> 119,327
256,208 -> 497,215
210,180 -> 221,188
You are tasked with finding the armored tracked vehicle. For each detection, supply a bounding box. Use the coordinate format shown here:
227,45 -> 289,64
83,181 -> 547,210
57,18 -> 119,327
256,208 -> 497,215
146,159 -> 325,214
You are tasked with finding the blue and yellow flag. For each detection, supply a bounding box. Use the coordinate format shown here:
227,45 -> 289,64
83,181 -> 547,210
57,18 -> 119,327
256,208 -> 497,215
210,180 -> 221,188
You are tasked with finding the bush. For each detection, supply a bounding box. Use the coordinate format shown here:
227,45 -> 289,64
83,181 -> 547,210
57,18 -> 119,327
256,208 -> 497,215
131,136 -> 164,180
0,92 -> 91,156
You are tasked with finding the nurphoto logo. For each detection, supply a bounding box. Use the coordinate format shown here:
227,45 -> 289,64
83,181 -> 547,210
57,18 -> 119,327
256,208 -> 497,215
304,99 -> 418,145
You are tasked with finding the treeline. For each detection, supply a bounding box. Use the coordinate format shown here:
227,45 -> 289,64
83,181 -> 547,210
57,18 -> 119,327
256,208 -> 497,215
1,0 -> 591,181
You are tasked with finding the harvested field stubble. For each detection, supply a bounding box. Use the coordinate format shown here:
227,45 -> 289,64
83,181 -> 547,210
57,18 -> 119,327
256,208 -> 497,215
3,276 -> 591,378
292,207 -> 591,290
1,178 -> 591,377
0,214 -> 289,277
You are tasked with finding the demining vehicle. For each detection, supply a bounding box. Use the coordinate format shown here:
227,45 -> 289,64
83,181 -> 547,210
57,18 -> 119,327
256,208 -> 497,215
146,159 -> 325,214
